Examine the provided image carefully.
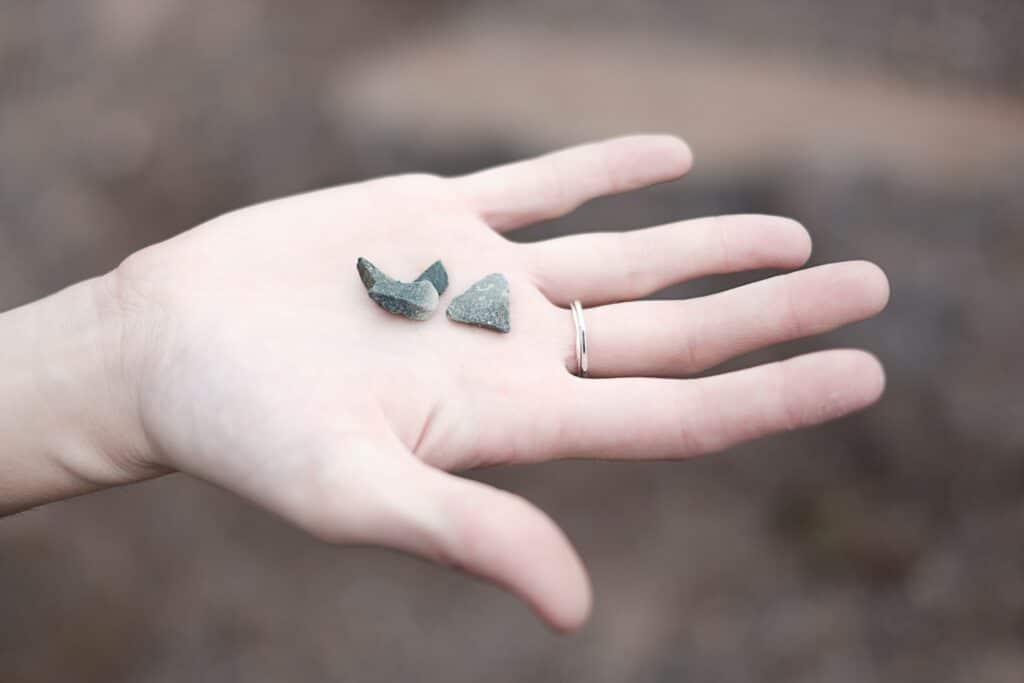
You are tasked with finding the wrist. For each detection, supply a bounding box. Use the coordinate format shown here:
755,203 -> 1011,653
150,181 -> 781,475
0,273 -> 157,515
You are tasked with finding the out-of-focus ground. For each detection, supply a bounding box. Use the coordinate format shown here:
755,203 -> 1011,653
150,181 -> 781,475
1,2 -> 1023,681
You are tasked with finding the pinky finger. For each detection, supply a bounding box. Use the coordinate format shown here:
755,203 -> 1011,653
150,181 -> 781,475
549,349 -> 885,461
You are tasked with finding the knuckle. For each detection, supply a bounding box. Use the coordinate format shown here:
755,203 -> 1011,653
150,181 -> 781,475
612,232 -> 656,298
707,214 -> 736,271
781,278 -> 809,338
537,156 -> 572,218
771,360 -> 804,433
672,383 -> 711,455
678,303 -> 706,371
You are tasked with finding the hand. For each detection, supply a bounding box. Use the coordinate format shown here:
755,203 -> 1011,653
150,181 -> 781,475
104,135 -> 888,631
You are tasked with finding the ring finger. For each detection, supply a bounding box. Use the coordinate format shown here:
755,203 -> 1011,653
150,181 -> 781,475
570,260 -> 889,378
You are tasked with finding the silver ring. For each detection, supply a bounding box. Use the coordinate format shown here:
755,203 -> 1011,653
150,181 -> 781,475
570,300 -> 589,378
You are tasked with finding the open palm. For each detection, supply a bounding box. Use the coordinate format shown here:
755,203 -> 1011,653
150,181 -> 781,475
115,135 -> 888,631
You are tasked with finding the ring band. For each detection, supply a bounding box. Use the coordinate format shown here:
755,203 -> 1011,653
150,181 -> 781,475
570,300 -> 589,378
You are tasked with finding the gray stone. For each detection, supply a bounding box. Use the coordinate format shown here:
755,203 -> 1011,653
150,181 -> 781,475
356,257 -> 392,290
368,279 -> 439,320
446,273 -> 510,333
415,260 -> 449,295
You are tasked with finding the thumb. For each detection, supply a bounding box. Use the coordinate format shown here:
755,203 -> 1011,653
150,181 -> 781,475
333,454 -> 591,632
405,464 -> 592,632
260,436 -> 592,631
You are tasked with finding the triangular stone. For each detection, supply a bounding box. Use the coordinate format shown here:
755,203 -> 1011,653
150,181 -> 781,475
446,273 -> 510,333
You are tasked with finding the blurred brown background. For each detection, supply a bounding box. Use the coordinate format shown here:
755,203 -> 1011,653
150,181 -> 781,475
2,1 -> 1023,681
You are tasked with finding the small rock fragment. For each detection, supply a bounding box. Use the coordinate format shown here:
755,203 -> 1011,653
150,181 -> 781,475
446,273 -> 510,333
368,279 -> 439,321
415,260 -> 449,295
356,257 -> 392,290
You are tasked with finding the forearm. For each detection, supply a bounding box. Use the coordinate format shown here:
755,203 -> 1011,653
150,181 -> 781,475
0,274 -> 150,515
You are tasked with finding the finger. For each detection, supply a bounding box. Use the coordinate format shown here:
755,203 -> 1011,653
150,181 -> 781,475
543,349 -> 885,461
452,134 -> 692,232
410,466 -> 591,632
583,261 -> 890,377
281,443 -> 591,632
530,214 -> 812,306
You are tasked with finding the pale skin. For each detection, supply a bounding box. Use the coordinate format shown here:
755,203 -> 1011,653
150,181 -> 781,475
0,135 -> 889,632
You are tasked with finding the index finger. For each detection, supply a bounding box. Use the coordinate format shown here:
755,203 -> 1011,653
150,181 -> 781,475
452,135 -> 693,233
